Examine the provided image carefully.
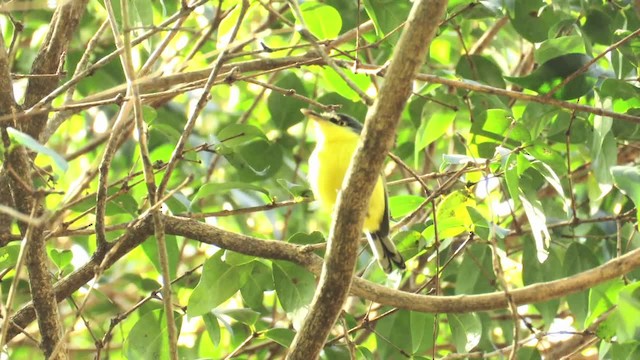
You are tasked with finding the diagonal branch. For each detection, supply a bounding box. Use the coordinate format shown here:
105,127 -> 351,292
287,0 -> 448,358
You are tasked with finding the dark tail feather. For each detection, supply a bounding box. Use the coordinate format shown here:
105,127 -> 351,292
366,232 -> 406,273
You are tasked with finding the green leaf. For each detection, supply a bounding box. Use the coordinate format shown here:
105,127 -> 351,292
362,0 -> 411,40
105,193 -> 139,216
218,308 -> 260,326
586,280 -> 624,328
388,195 -> 425,219
203,313 -> 221,347
0,244 -> 19,269
240,262 -> 271,310
612,166 -> 640,223
187,253 -> 254,317
470,109 -> 526,147
240,274 -> 264,310
288,231 -> 325,245
142,235 -> 179,280
191,182 -> 271,204
582,9 -> 613,45
375,310 -> 412,359
516,347 -> 542,360
415,105 -> 456,159
277,178 -> 312,198
504,152 -> 521,208
505,54 -> 602,100
320,67 -> 371,102
49,249 -> 73,270
448,313 -> 481,353
521,103 -> 559,140
268,73 -> 308,130
410,311 -> 434,354
7,127 -> 68,172
216,124 -> 267,148
455,244 -> 495,295
124,309 -> 182,360
455,55 -> 505,89
264,328 -> 295,348
519,174 -> 551,263
609,343 -> 640,359
535,36 -> 586,64
616,282 -> 640,343
563,243 -> 599,326
529,159 -> 568,213
466,206 -> 490,240
597,313 -> 617,342
217,1 -> 245,48
299,2 -> 342,39
509,0 -> 558,43
425,190 -> 473,239
227,139 -> 284,181
592,118 -> 617,189
149,124 -> 181,147
272,261 -> 316,313
523,242 -> 562,327
132,0 -> 154,27
356,346 -> 375,360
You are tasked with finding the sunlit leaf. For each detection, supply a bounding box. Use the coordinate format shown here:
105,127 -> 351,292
299,2 -> 342,39
7,127 -> 68,172
389,195 -> 425,219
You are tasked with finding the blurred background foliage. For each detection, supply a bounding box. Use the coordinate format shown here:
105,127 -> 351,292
2,0 -> 640,359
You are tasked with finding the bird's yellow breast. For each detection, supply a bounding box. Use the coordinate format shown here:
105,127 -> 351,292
308,122 -> 385,233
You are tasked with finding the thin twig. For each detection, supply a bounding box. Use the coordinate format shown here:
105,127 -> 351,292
157,0 -> 250,196
546,27 -> 640,98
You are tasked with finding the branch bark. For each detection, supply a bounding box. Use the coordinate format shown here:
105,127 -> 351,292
9,53 -> 638,127
0,16 -> 19,240
22,0 -> 89,138
4,3 -> 88,358
287,0 -> 447,358
5,214 -> 640,344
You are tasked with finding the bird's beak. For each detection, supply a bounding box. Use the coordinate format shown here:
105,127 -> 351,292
300,108 -> 326,121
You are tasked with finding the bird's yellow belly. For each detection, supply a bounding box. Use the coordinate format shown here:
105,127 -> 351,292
309,141 -> 385,233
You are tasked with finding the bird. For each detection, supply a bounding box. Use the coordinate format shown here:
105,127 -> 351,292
302,108 -> 406,273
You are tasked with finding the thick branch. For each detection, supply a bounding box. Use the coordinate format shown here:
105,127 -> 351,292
22,0 -> 89,138
287,0 -> 448,358
6,147 -> 66,359
0,20 -> 19,237
5,215 -> 640,343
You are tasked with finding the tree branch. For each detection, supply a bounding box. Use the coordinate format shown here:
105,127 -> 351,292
22,0 -> 89,139
5,214 -> 640,344
287,0 -> 448,358
0,17 -> 20,240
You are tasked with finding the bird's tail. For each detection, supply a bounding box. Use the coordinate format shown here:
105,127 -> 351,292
366,232 -> 406,273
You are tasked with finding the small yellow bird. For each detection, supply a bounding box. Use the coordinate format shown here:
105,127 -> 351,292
302,108 -> 405,273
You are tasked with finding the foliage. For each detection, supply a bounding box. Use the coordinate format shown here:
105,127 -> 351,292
1,0 -> 640,359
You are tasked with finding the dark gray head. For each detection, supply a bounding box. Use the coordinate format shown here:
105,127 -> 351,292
300,108 -> 363,134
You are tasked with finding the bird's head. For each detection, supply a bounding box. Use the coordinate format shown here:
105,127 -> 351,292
301,108 -> 363,143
